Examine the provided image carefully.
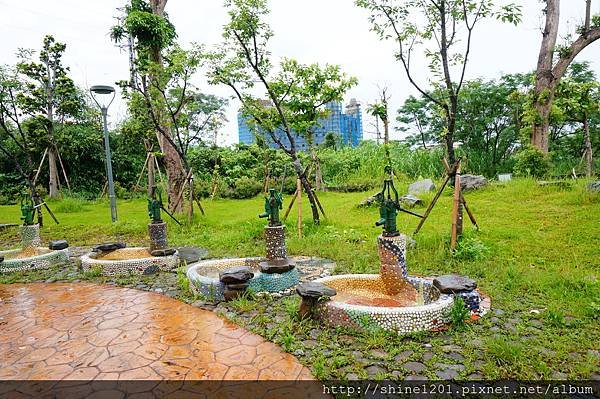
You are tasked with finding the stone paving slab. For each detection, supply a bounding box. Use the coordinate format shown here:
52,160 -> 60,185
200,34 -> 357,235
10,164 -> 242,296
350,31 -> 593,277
0,283 -> 324,397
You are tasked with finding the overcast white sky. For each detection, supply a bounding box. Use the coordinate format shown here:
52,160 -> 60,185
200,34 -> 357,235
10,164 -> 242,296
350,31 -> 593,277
1,0 -> 599,145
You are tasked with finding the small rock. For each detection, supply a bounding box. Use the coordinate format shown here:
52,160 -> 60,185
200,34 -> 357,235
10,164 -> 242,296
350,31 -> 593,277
409,179 -> 436,195
177,247 -> 208,264
143,265 -> 160,275
293,349 -> 305,357
296,282 -> 336,299
153,288 -> 163,293
433,275 -> 477,294
399,194 -> 423,207
192,300 -> 207,308
460,175 -> 488,191
422,351 -> 434,362
358,192 -> 382,208
93,242 -> 126,252
493,309 -> 505,316
49,240 -> 68,250
151,248 -> 176,257
473,360 -> 486,370
346,373 -> 360,381
219,267 -> 254,284
587,181 -> 600,193
259,260 -> 295,274
402,362 -> 427,374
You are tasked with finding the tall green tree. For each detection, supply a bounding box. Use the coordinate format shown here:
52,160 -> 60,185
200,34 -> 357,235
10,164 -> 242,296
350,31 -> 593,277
111,0 -> 188,212
16,35 -> 83,198
397,73 -> 532,176
206,0 -> 357,224
356,0 -> 521,164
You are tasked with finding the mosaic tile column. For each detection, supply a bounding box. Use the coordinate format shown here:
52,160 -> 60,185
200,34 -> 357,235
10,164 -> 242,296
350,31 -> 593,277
20,224 -> 41,248
378,234 -> 413,295
265,225 -> 287,260
148,222 -> 168,251
260,225 -> 295,274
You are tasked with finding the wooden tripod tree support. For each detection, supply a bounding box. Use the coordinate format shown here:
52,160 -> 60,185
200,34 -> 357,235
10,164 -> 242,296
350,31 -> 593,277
33,145 -> 72,195
282,162 -> 327,226
413,158 -> 479,250
171,168 -> 205,223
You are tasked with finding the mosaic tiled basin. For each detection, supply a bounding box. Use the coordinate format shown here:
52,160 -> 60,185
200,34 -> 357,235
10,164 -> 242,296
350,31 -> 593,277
80,247 -> 178,276
0,247 -> 70,273
187,257 -> 300,301
313,274 -> 454,334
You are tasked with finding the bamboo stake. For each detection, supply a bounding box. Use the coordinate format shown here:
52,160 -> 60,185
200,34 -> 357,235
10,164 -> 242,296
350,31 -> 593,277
55,146 -> 71,193
33,148 -> 48,185
413,174 -> 451,235
296,178 -> 302,239
135,153 -> 150,189
283,189 -> 298,221
450,162 -> 462,251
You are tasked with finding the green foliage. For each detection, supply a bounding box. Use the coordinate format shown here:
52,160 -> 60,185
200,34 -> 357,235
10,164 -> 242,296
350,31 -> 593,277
448,297 -> 471,331
513,146 -> 550,178
453,237 -> 490,261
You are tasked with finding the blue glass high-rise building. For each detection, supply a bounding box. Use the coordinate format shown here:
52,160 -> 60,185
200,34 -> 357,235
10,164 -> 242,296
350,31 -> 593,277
237,99 -> 363,149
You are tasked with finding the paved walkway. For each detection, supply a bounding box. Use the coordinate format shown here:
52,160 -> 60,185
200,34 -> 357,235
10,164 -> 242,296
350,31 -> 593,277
0,283 -> 320,396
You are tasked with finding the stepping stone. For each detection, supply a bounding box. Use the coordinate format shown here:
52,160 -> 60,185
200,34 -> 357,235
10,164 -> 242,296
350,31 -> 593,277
366,365 -> 387,377
93,242 -> 126,252
446,352 -> 464,362
433,275 -> 477,293
405,375 -> 427,381
394,350 -> 414,362
370,349 -> 388,359
219,267 -> 254,284
402,362 -> 427,374
436,369 -> 459,380
422,351 -> 434,362
49,240 -> 68,250
296,282 -> 336,298
467,373 -> 484,380
177,247 -> 208,264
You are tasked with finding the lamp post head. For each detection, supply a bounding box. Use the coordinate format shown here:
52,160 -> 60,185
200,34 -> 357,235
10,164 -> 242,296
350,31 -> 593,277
90,85 -> 116,111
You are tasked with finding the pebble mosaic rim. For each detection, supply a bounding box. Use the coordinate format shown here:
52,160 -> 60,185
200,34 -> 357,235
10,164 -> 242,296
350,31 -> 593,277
0,247 -> 70,273
80,247 -> 179,275
187,257 -> 300,299
314,274 -> 454,314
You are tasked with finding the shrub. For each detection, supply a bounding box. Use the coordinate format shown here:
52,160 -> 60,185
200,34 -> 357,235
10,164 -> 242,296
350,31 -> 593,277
453,237 -> 490,261
228,177 -> 262,199
512,146 -> 550,178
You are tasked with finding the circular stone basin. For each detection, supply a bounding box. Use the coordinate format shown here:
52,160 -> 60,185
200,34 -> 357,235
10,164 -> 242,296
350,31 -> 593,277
0,247 -> 70,273
312,274 -> 454,334
187,257 -> 301,301
80,247 -> 178,276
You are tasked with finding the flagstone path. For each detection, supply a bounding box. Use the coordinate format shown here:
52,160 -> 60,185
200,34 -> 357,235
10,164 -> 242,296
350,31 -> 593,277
0,283 -> 322,397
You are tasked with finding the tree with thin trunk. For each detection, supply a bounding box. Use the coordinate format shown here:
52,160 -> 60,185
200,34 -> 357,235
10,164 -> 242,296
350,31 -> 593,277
112,0 -> 187,212
356,0 -> 521,164
206,0 -> 357,224
532,0 -> 600,153
16,35 -> 83,199
0,66 -> 45,224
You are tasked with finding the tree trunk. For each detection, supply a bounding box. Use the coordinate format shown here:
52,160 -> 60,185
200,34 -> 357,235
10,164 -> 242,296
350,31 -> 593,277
445,104 -> 457,166
292,158 -> 320,224
148,0 -> 186,213
532,0 -> 560,153
583,113 -> 593,177
532,0 -> 600,153
48,146 -> 59,198
310,148 -> 323,191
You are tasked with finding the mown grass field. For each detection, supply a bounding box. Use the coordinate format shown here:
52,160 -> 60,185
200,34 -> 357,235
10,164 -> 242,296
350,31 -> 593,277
1,178 -> 599,379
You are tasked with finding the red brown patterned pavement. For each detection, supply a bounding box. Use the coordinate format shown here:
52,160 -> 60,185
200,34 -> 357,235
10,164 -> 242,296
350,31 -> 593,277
0,283 -> 326,398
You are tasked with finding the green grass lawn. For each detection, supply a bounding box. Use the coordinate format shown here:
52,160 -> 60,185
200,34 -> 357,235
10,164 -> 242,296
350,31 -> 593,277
1,178 -> 599,379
